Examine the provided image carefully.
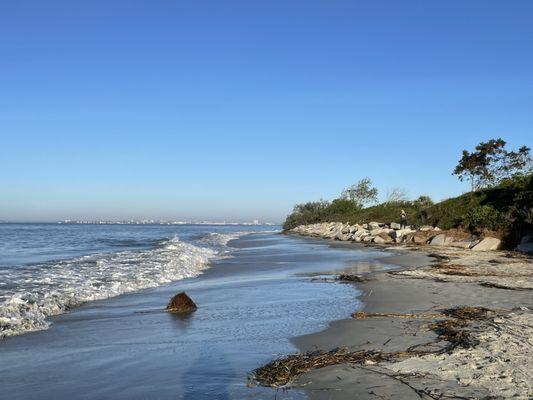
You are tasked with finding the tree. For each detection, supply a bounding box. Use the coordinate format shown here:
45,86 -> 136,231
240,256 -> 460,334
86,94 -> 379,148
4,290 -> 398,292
496,145 -> 532,181
282,199 -> 330,230
413,195 -> 434,208
453,138 -> 532,191
386,187 -> 408,203
341,178 -> 378,208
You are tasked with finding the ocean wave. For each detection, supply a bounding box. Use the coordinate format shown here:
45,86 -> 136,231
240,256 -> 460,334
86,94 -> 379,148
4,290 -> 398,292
0,234 -> 239,339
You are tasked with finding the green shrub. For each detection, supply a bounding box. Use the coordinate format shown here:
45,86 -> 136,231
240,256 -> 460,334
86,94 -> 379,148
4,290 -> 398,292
282,200 -> 331,230
283,174 -> 532,248
463,205 -> 506,231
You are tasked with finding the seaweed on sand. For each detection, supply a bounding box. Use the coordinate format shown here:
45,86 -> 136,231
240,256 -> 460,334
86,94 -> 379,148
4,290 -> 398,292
352,311 -> 443,319
250,348 -> 397,387
427,252 -> 451,262
429,306 -> 495,352
441,306 -> 494,320
337,274 -> 367,282
429,319 -> 479,352
250,306 -> 501,388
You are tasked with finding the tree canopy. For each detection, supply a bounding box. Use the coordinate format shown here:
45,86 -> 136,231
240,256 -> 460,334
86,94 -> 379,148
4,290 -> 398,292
340,178 -> 378,208
453,138 -> 531,191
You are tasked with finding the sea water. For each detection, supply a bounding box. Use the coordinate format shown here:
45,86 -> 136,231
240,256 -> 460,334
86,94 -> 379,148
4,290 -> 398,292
0,223 -> 275,339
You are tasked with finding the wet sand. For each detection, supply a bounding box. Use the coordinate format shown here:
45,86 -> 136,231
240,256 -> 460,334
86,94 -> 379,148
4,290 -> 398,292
0,232 -> 398,400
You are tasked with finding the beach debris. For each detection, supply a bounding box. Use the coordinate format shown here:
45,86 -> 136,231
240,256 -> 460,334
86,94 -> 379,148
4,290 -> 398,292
429,263 -> 531,281
352,311 -> 443,319
165,292 -> 197,313
337,274 -> 367,282
429,306 -> 495,353
250,348 -> 394,387
479,282 -> 531,290
441,305 -> 494,320
250,306 -> 504,388
429,318 -> 479,352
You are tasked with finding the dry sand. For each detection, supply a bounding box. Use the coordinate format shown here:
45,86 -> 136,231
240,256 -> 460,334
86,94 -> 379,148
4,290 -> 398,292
289,245 -> 533,399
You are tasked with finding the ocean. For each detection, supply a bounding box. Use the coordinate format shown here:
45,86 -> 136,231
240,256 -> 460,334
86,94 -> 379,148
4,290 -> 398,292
0,224 -> 393,399
0,223 -> 276,339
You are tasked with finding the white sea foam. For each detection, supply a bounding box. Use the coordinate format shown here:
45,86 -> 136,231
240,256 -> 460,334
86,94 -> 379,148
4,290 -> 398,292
0,234 -> 244,339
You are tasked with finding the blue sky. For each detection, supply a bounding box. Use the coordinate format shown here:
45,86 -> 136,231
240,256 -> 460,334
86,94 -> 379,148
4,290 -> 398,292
1,1 -> 532,223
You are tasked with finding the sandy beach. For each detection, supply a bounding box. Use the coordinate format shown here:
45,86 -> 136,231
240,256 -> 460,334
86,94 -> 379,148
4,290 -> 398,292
284,240 -> 533,399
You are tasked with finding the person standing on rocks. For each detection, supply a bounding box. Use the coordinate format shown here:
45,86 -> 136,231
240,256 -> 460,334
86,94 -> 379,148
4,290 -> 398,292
400,209 -> 407,228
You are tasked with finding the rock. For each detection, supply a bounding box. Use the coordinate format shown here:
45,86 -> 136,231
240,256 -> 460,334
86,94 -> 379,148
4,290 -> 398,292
390,228 -> 415,242
335,232 -> 351,241
402,233 -> 415,243
374,232 -> 393,244
413,231 -> 435,244
165,292 -> 198,313
390,222 -> 401,230
341,224 -> 351,234
419,226 -> 434,231
362,235 -> 374,243
517,235 -> 533,253
449,239 -> 478,249
521,235 -> 532,244
368,221 -> 380,230
352,229 -> 369,239
434,227 -> 442,231
429,234 -> 454,246
471,237 -> 501,251
370,228 -> 393,236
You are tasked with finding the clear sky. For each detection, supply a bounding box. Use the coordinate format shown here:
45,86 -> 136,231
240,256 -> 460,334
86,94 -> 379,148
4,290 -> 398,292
1,1 -> 532,223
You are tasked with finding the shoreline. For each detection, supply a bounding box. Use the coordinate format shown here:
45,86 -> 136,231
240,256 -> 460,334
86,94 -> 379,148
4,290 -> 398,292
0,231 -> 386,399
280,234 -> 533,399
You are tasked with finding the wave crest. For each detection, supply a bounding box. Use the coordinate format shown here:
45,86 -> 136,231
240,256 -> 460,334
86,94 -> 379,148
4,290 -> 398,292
0,236 -> 220,339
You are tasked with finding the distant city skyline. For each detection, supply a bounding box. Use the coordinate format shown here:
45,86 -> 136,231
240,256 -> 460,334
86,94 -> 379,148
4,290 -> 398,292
1,1 -> 532,222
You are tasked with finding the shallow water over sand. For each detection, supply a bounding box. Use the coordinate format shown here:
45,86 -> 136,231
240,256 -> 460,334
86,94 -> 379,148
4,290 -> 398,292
0,232 -> 394,399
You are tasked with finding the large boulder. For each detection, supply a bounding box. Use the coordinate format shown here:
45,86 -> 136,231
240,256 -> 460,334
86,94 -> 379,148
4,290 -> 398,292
335,232 -> 351,241
368,221 -> 381,230
352,229 -> 369,239
340,224 -> 351,234
362,235 -> 374,243
449,239 -> 479,249
429,234 -> 454,246
166,292 -> 198,313
374,232 -> 393,244
412,230 -> 439,244
370,228 -> 393,236
517,235 -> 533,253
390,222 -> 401,230
471,237 -> 501,251
390,228 -> 415,242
